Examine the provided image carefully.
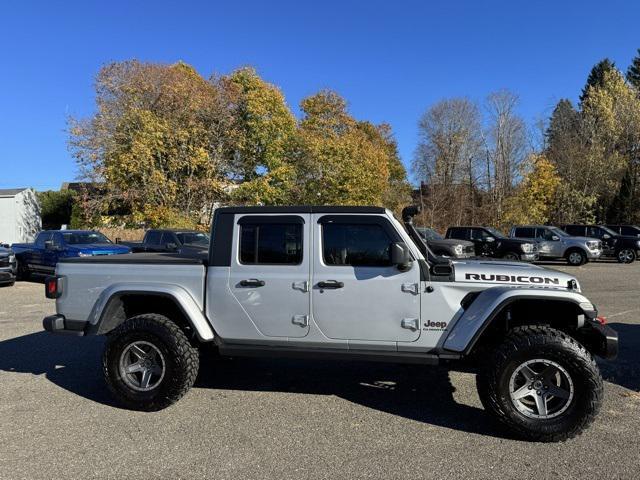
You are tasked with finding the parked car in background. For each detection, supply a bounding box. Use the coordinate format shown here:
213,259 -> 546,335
510,225 -> 602,266
12,230 -> 131,278
415,227 -> 475,258
0,245 -> 17,286
118,229 -> 210,257
445,226 -> 538,261
561,224 -> 640,264
606,225 -> 640,237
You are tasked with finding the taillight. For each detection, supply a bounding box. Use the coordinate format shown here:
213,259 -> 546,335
596,316 -> 607,325
45,276 -> 62,299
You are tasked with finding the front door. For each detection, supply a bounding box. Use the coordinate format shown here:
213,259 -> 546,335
471,228 -> 496,257
311,214 -> 421,343
227,214 -> 310,338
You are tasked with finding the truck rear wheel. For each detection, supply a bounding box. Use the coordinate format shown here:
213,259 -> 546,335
103,313 -> 199,411
617,248 -> 635,264
476,325 -> 603,442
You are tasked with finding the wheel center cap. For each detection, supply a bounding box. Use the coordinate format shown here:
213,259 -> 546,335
533,380 -> 543,389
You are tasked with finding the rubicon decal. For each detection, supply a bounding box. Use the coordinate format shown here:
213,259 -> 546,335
464,273 -> 560,285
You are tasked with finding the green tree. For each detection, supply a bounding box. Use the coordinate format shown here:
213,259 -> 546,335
626,48 -> 640,90
580,58 -> 616,104
37,190 -> 76,229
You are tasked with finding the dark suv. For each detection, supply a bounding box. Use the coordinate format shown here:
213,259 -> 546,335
561,224 -> 640,263
445,226 -> 538,262
606,225 -> 640,237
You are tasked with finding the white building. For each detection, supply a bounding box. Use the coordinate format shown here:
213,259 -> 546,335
0,188 -> 41,245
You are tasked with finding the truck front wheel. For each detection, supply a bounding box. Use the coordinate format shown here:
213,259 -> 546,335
103,313 -> 199,411
476,325 -> 603,442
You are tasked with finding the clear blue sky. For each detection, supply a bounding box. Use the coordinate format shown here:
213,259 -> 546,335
1,0 -> 639,191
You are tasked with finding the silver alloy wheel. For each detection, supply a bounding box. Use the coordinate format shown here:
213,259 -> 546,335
568,252 -> 583,265
618,249 -> 634,263
508,359 -> 574,419
119,341 -> 166,392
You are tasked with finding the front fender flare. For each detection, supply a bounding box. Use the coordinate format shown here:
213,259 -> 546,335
442,286 -> 596,354
85,283 -> 215,342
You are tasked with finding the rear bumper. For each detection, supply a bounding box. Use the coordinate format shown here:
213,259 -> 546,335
42,314 -> 86,336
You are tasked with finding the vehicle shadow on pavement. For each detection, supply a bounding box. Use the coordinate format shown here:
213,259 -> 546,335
0,331 -> 116,406
196,354 -> 517,440
599,322 -> 640,392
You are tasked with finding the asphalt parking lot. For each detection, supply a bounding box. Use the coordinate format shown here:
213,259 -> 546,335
1,261 -> 639,480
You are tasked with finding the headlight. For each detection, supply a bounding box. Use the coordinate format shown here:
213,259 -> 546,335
636,240 -> 640,248
9,254 -> 15,263
454,244 -> 464,255
521,243 -> 534,253
77,252 -> 93,257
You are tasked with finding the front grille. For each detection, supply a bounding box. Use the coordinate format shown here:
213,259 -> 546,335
0,257 -> 9,267
464,245 -> 475,254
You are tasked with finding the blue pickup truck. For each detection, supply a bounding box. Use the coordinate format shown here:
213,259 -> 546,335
12,230 -> 131,278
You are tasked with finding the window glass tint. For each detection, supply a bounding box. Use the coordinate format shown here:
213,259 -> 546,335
62,232 -> 111,245
448,228 -> 468,240
587,226 -> 603,238
240,223 -> 302,265
621,226 -> 640,236
160,232 -> 176,246
564,225 -> 583,236
177,232 -> 209,246
470,229 -> 492,240
146,231 -> 162,245
538,228 -> 555,240
515,227 -> 535,238
323,223 -> 392,267
35,232 -> 51,248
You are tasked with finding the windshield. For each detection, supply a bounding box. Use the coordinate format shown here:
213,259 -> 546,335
62,231 -> 112,245
177,232 -> 210,246
548,227 -> 569,238
417,227 -> 443,241
485,227 -> 506,239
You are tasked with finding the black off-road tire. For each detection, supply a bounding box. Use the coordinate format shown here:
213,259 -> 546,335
565,248 -> 587,266
16,260 -> 30,281
103,313 -> 199,411
476,325 -> 603,442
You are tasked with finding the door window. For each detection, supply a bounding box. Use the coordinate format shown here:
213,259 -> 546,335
322,223 -> 392,267
587,226 -> 603,238
240,223 -> 302,265
160,232 -> 177,247
564,225 -> 584,236
514,227 -> 535,238
35,232 -> 51,248
146,231 -> 162,246
470,229 -> 491,241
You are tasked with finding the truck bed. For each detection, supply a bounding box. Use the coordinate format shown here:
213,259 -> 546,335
59,252 -> 206,265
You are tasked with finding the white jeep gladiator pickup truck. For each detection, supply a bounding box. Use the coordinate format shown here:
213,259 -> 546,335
42,206 -> 618,442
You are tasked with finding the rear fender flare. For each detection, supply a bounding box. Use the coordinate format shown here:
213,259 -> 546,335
442,286 -> 596,354
86,283 -> 215,342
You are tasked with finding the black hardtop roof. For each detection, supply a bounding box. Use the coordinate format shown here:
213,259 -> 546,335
215,206 -> 386,214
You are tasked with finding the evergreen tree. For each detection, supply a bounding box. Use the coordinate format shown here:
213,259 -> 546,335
580,58 -> 616,104
626,48 -> 640,90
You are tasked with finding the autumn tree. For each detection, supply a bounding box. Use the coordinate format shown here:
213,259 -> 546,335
502,154 -> 560,226
580,58 -> 616,104
293,90 -> 405,206
223,67 -> 297,205
69,60 -> 234,227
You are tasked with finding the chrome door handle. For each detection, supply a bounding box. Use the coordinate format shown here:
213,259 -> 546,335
239,279 -> 265,287
318,280 -> 344,289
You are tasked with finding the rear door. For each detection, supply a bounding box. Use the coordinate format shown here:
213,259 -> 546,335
227,214 -> 310,338
311,214 -> 420,343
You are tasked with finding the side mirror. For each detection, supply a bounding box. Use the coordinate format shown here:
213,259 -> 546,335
44,240 -> 55,251
390,242 -> 412,271
485,236 -> 495,243
166,242 -> 178,251
603,234 -> 611,240
551,235 -> 560,241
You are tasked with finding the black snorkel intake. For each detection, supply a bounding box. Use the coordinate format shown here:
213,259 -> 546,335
401,205 -> 454,275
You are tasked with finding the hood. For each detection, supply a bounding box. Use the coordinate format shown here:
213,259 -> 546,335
452,259 -> 577,290
68,243 -> 131,255
0,247 -> 11,256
